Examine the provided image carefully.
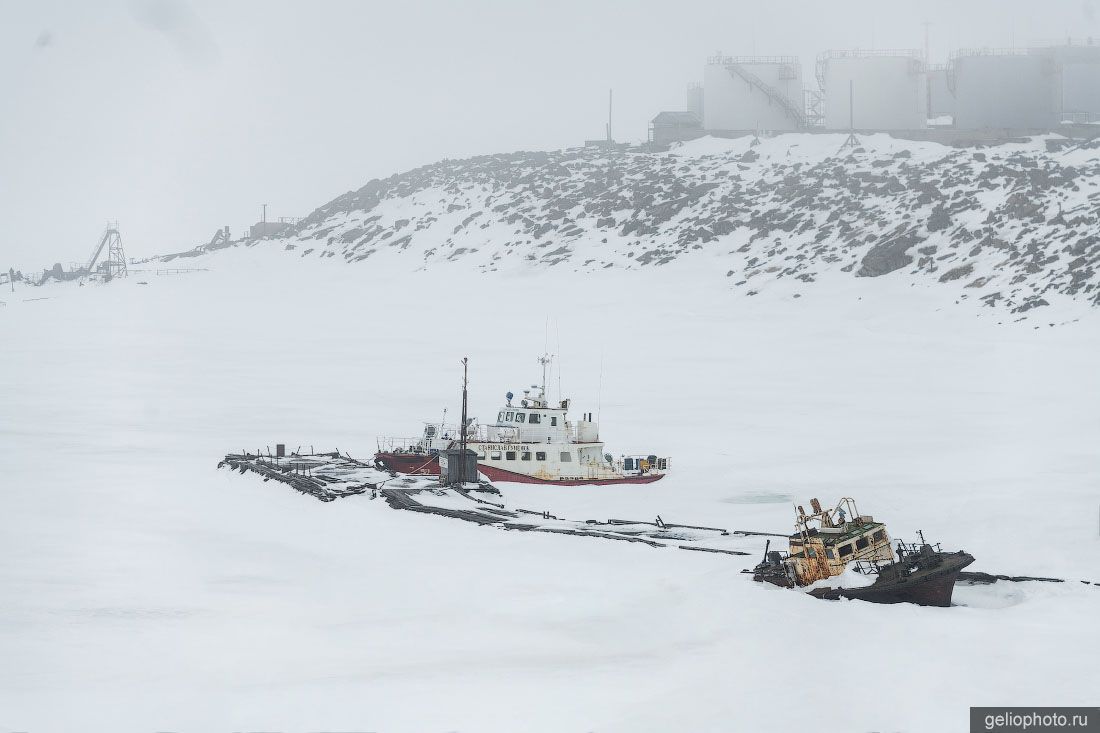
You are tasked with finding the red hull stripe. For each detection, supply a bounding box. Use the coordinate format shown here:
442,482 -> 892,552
476,463 -> 664,486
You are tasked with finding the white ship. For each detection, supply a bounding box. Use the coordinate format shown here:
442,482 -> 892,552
375,355 -> 669,485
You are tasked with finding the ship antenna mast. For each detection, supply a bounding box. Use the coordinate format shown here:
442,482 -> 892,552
555,321 -> 562,402
458,357 -> 469,486
538,353 -> 552,400
596,351 -> 604,439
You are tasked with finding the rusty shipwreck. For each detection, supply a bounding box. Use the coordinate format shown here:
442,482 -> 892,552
751,497 -> 974,607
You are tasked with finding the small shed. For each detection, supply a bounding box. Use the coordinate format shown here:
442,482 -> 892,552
439,447 -> 479,485
249,220 -> 291,239
649,111 -> 704,146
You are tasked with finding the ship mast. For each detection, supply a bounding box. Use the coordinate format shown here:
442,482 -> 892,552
459,357 -> 468,486
538,353 -> 552,401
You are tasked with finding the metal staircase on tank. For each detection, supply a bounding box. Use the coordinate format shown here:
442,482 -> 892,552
724,61 -> 807,128
803,89 -> 825,127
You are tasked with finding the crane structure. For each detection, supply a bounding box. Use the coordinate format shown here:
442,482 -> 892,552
84,223 -> 128,281
198,226 -> 231,252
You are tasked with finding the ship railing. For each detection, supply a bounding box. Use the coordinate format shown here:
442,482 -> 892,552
376,436 -> 430,453
707,54 -> 801,67
420,422 -> 463,439
851,558 -> 887,575
895,538 -> 942,556
1062,111 -> 1100,124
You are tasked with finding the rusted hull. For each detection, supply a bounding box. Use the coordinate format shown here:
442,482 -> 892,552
476,463 -> 665,486
375,452 -> 440,475
810,551 -> 975,607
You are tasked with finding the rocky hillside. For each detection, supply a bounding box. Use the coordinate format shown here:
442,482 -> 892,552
255,133 -> 1100,314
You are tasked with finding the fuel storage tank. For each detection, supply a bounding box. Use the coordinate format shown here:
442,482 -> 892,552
686,82 -> 704,122
1033,41 -> 1100,123
818,50 -> 926,130
703,55 -> 805,131
951,49 -> 1060,129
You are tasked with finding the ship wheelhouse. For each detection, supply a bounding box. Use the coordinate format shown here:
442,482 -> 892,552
786,498 -> 894,585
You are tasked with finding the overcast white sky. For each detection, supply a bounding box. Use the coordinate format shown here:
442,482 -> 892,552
1,0 -> 1096,269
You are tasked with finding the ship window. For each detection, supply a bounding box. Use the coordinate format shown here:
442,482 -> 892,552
535,451 -> 546,460
497,411 -> 504,422
560,451 -> 572,462
506,451 -> 516,461
476,453 -> 486,460
807,548 -> 817,558
855,537 -> 870,550
826,549 -> 836,560
516,413 -> 526,423
529,413 -> 540,424
873,530 -> 886,543
550,416 -> 558,426
490,452 -> 502,460
521,452 -> 531,461
838,543 -> 854,558
505,412 -> 514,421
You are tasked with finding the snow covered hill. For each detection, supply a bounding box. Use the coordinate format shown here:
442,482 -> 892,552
212,133 -> 1100,315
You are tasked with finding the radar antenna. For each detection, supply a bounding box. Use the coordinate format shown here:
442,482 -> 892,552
538,353 -> 553,400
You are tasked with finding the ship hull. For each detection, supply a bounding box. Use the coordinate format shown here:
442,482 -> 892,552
376,452 -> 665,485
476,463 -> 664,485
375,452 -> 440,475
809,551 -> 975,607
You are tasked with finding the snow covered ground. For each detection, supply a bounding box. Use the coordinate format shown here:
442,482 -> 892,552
2,246 -> 1098,732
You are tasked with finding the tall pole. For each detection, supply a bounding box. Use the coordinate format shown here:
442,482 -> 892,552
607,89 -> 613,144
459,357 -> 468,486
262,203 -> 268,235
849,79 -> 854,132
923,21 -> 933,119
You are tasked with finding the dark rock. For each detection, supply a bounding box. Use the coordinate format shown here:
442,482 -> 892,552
856,233 -> 921,277
939,264 -> 974,282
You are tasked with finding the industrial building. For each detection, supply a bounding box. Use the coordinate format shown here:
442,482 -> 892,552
648,39 -> 1100,144
250,219 -> 293,239
649,111 -> 704,146
818,49 -> 927,130
250,220 -> 289,239
950,49 -> 1061,130
703,56 -> 805,131
1036,40 -> 1100,123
